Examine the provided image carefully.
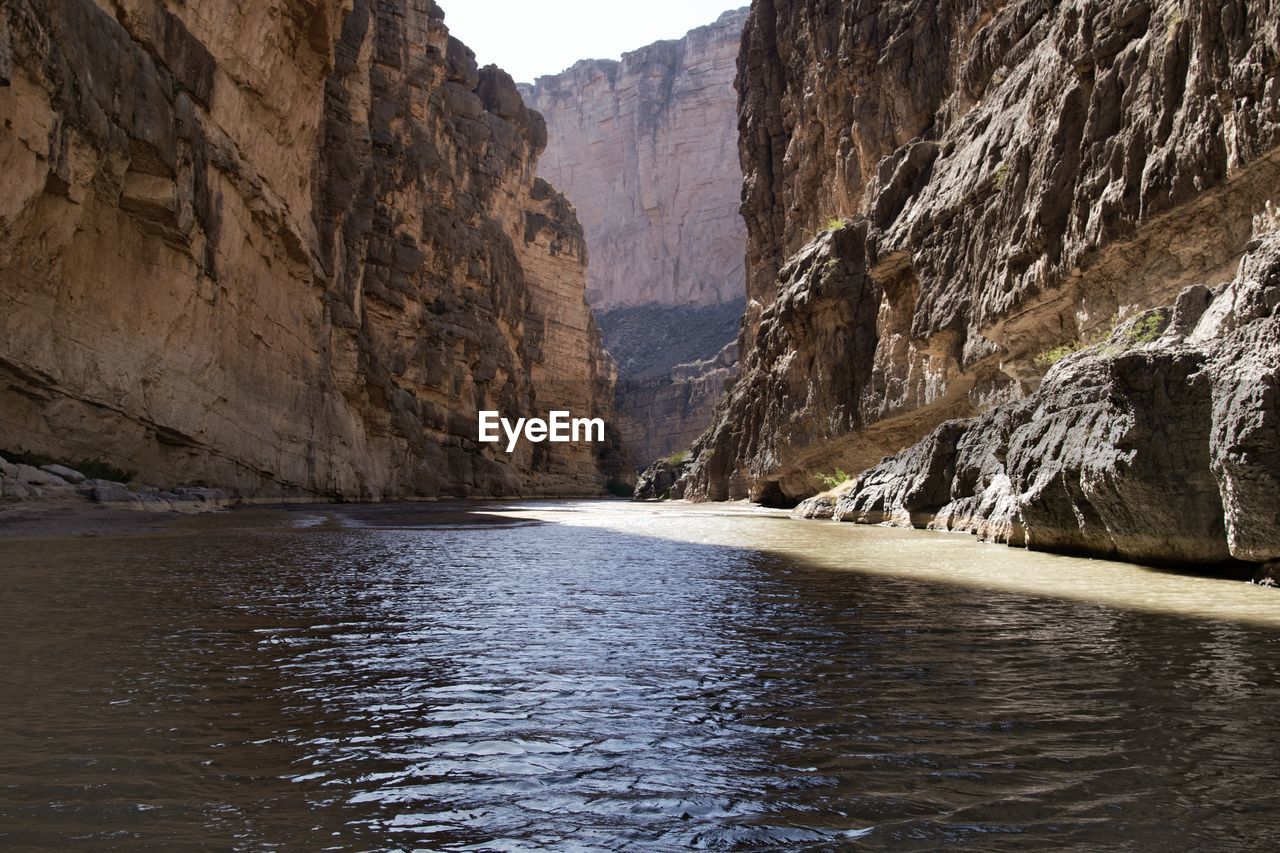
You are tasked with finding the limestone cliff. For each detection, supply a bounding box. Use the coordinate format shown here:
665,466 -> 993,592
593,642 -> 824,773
519,8 -> 748,311
0,0 -> 615,499
683,0 -> 1280,518
521,10 -> 747,466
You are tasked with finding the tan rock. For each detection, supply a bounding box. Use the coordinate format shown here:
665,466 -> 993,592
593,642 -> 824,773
520,9 -> 748,311
522,13 -> 747,467
0,0 -> 616,499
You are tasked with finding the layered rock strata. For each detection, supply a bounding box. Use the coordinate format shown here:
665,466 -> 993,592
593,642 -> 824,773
818,233 -> 1280,567
598,301 -> 742,464
0,0 -> 614,499
521,11 -> 749,469
683,0 -> 1280,508
519,8 -> 748,310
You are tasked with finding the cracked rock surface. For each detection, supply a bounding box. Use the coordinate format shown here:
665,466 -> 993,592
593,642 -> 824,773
825,233 -> 1280,566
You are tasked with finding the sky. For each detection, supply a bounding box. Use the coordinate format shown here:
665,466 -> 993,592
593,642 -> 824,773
441,1 -> 745,84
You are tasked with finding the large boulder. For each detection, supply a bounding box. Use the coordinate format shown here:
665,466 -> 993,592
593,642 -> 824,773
13,464 -> 69,488
40,464 -> 87,484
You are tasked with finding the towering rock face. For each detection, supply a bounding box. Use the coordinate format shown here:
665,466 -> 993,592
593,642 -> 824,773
521,9 -> 748,466
0,0 -> 615,499
520,8 -> 748,311
684,0 -> 1280,516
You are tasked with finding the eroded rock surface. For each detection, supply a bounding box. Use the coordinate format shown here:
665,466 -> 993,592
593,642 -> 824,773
520,9 -> 748,311
521,11 -> 748,469
0,0 -> 615,499
598,302 -> 742,465
633,455 -> 691,502
684,0 -> 1280,506
827,234 -> 1280,566
614,342 -> 739,468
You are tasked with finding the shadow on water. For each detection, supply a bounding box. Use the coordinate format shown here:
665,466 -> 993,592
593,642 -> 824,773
2,501 -> 1280,849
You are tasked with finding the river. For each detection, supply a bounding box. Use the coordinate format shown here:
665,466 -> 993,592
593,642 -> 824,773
2,501 -> 1278,849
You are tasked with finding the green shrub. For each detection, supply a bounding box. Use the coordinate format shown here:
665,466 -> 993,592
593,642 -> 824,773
664,449 -> 690,466
815,468 -> 852,490
1033,342 -> 1084,369
1125,312 -> 1165,345
1032,313 -> 1128,371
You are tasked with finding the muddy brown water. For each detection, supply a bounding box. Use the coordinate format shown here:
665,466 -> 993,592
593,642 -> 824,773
2,501 -> 1278,849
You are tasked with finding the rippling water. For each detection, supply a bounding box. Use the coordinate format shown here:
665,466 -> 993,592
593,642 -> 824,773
3,501 -> 1280,849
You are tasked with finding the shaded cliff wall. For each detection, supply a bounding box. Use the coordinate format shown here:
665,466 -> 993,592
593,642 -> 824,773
614,340 -> 739,466
598,300 -> 742,466
0,0 -> 615,499
684,0 -> 1280,504
521,9 -> 748,465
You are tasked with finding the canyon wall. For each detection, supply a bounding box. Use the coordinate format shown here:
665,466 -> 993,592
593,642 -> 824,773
599,300 -> 742,466
613,339 -> 739,467
521,9 -> 748,466
0,0 -> 616,499
682,0 -> 1280,519
519,8 -> 748,311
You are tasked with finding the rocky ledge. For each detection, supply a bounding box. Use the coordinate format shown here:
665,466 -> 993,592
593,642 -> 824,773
1,454 -> 232,512
797,232 -> 1280,574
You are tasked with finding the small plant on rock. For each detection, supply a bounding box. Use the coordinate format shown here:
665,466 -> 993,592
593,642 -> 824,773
1032,313 -> 1123,370
1033,342 -> 1084,369
815,468 -> 852,490
992,162 -> 1010,189
1124,312 -> 1166,345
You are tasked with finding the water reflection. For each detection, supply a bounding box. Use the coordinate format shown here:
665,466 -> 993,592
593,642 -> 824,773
1,502 -> 1279,849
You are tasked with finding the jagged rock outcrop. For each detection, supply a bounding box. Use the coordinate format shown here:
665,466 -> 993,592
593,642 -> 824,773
519,8 -> 748,310
825,233 -> 1280,566
633,454 -> 691,501
0,0 -> 615,499
684,0 -> 1280,506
